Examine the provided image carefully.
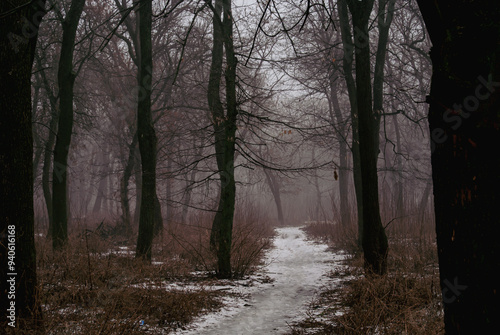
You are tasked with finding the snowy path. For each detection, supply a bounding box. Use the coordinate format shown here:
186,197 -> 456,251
175,226 -> 345,335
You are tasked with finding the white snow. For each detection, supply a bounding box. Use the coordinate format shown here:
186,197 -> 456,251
172,226 -> 346,335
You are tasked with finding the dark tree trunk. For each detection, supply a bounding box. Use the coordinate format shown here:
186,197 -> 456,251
42,106 -> 57,237
135,0 -> 157,261
347,0 -> 389,275
208,0 -> 238,279
36,54 -> 58,237
0,0 -> 46,329
52,0 -> 86,250
392,113 -> 404,220
416,1 -> 500,333
153,194 -> 163,237
338,0 -> 363,247
133,147 -> 142,226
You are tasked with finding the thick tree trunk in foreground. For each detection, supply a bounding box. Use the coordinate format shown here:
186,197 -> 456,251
135,0 -> 157,260
416,1 -> 500,333
208,0 -> 238,279
0,0 -> 46,330
52,0 -> 86,250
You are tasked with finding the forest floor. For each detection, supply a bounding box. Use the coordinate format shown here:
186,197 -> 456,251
31,221 -> 443,334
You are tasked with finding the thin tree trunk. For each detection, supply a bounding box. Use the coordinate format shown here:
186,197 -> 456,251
263,169 -> 285,226
133,147 -> 142,226
42,105 -> 58,237
329,78 -> 351,226
338,0 -> 363,247
52,0 -> 86,250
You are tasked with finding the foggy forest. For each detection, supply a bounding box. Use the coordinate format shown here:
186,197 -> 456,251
1,0 -> 499,334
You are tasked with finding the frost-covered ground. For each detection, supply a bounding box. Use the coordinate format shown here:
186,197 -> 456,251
172,226 -> 347,335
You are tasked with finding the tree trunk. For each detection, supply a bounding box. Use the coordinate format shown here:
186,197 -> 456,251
42,105 -> 58,237
263,169 -> 285,226
328,77 -> 351,226
52,0 -> 86,250
133,146 -> 142,226
416,1 -> 500,333
338,0 -> 363,247
208,0 -> 238,279
135,0 -> 157,261
0,0 -> 46,329
347,0 -> 389,275
36,54 -> 59,236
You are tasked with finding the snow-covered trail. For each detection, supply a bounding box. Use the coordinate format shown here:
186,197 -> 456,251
175,226 -> 345,335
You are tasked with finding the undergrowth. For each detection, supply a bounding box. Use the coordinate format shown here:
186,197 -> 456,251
13,210 -> 273,335
290,221 -> 444,335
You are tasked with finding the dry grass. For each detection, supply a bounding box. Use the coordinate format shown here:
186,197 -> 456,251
289,220 -> 444,335
24,209 -> 274,335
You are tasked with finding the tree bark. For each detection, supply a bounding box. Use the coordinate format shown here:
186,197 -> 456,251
208,0 -> 238,279
52,0 -> 86,250
35,53 -> 59,236
347,0 -> 389,275
0,0 -> 46,329
338,0 -> 363,247
135,0 -> 157,261
416,1 -> 500,333
42,105 -> 57,237
263,168 -> 285,226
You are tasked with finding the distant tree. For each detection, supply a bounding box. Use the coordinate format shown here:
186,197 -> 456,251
416,1 -> 500,333
51,0 -> 86,250
0,0 -> 46,329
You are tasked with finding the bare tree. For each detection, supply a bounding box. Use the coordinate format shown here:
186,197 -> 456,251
51,0 -> 86,250
207,0 -> 238,279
